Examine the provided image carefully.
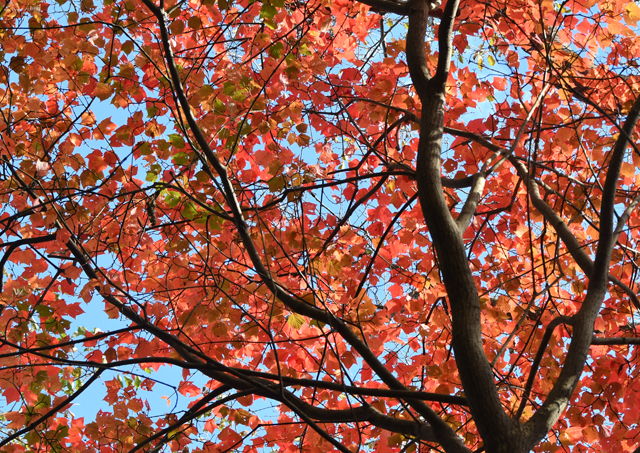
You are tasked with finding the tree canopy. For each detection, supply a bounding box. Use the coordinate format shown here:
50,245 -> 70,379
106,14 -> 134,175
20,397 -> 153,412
1,0 -> 640,451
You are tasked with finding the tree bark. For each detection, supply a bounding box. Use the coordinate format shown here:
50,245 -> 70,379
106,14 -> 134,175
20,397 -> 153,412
404,0 -> 527,450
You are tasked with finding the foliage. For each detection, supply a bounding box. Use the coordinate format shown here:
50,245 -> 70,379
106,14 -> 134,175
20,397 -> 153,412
0,0 -> 640,451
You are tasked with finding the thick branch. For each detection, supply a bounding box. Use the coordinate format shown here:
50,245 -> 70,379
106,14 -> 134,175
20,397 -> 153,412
591,336 -> 640,346
455,173 -> 485,230
138,1 -> 463,449
357,0 -> 412,14
515,316 -> 574,420
433,0 -> 459,87
455,84 -> 550,231
508,158 -> 640,311
405,0 -> 432,100
403,0 -> 523,449
441,127 -> 640,310
524,93 -> 640,447
237,368 -> 468,406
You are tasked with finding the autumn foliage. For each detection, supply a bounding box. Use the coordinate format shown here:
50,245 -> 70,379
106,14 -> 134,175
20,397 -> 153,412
2,0 -> 640,451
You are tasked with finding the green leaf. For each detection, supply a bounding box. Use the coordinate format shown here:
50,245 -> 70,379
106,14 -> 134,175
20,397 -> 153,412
260,4 -> 277,20
309,319 -> 326,329
53,425 -> 69,441
145,171 -> 158,182
209,216 -> 224,231
232,89 -> 247,102
35,305 -> 53,318
181,202 -> 198,220
164,191 -> 182,208
225,135 -> 239,150
146,105 -> 158,118
268,176 -> 285,193
141,143 -> 153,156
74,326 -> 87,337
199,84 -> 215,98
122,40 -> 134,54
239,121 -> 252,136
172,152 -> 191,166
300,44 -> 311,56
214,98 -> 225,113
169,134 -> 186,149
269,42 -> 284,59
223,81 -> 236,96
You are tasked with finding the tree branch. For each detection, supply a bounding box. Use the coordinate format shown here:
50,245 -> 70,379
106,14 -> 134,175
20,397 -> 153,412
135,2 -> 468,450
433,0 -> 460,88
357,0 -> 412,15
455,84 -> 550,231
405,0 -> 432,100
129,387 -> 246,453
441,126 -> 640,310
236,367 -> 468,406
524,93 -> 640,447
0,369 -> 104,448
0,233 -> 56,292
591,336 -> 640,346
515,316 -> 574,420
407,0 -> 513,450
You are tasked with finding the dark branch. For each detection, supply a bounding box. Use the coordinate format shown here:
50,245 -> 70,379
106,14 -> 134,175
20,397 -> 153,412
433,0 -> 460,87
0,369 -> 104,448
515,316 -> 574,420
591,336 -> 640,346
357,0 -> 412,15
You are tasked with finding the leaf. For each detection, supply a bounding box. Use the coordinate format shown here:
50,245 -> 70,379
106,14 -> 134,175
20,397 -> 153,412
286,313 -> 305,330
169,133 -> 186,149
164,191 -> 182,207
79,279 -> 100,303
260,4 -> 277,20
5,1 -> 640,452
177,381 -> 200,397
269,42 -> 284,59
181,202 -> 198,220
172,152 -> 191,165
188,16 -> 202,30
626,2 -> 640,26
93,83 -> 114,101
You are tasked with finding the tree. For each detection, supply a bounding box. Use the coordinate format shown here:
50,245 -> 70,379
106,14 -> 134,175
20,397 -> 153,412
2,0 -> 640,450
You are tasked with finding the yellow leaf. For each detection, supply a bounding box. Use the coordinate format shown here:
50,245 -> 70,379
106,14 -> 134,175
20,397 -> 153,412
626,1 -> 640,26
286,313 -> 305,330
93,83 -> 113,101
621,162 -> 635,179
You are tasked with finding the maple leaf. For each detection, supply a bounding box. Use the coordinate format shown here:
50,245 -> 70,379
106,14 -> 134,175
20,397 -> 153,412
1,0 -> 640,452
